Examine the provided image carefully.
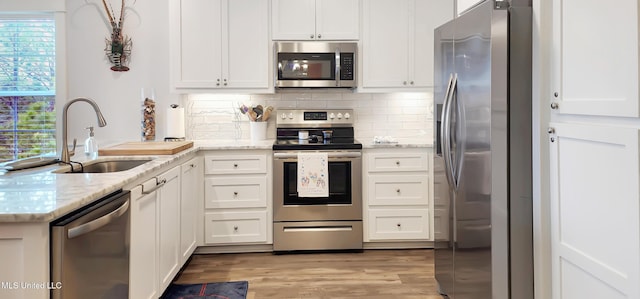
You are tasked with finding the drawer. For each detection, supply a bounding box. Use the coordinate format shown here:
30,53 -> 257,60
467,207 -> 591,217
204,211 -> 267,244
205,177 -> 267,209
204,155 -> 267,175
368,174 -> 429,206
368,153 -> 428,172
368,209 -> 430,240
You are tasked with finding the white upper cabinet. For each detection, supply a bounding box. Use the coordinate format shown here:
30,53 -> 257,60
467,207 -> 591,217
362,0 -> 453,89
170,0 -> 269,90
272,0 -> 360,40
552,0 -> 639,117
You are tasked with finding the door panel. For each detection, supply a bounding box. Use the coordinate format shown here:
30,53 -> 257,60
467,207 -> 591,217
552,0 -> 639,117
549,123 -> 640,299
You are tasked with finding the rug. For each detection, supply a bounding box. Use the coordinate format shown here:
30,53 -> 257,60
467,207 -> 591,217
161,281 -> 248,299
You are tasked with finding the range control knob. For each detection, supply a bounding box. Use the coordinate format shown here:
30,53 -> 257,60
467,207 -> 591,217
337,113 -> 343,119
288,113 -> 294,119
329,113 -> 336,119
344,112 -> 351,119
280,113 -> 287,120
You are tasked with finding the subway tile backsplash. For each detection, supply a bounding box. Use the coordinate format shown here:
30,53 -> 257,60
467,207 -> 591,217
185,92 -> 433,143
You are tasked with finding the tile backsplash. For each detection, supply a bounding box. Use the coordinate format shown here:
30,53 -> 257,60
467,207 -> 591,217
185,91 -> 433,143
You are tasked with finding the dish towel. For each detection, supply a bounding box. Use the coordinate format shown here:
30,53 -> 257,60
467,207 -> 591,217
297,152 -> 329,197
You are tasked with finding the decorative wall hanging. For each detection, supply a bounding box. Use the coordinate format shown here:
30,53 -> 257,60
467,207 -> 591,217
101,0 -> 132,71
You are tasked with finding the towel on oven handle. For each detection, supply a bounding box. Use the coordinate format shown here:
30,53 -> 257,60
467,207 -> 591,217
297,152 -> 329,197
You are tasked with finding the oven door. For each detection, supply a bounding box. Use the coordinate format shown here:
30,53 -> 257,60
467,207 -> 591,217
273,151 -> 362,222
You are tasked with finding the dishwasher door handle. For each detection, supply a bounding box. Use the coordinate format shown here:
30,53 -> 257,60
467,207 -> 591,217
68,199 -> 130,239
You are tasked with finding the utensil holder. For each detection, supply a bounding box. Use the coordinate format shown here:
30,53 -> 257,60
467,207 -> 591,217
250,122 -> 267,142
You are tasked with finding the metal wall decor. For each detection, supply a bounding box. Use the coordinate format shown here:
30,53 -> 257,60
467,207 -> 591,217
101,0 -> 132,71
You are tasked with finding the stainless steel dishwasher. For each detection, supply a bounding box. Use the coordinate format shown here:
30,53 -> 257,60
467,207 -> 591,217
51,190 -> 130,299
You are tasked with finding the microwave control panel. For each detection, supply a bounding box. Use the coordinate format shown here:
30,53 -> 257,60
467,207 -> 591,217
340,53 -> 355,80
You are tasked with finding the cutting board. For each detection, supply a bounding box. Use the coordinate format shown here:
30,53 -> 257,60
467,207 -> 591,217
98,141 -> 194,156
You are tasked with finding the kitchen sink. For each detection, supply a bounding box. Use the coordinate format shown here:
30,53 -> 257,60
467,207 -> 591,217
56,159 -> 152,173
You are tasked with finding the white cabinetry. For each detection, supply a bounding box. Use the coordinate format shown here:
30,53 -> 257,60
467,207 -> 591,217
130,165 -> 183,298
547,0 -> 640,298
363,148 -> 432,243
362,0 -> 452,89
180,157 -> 202,265
203,151 -> 272,246
0,223 -> 49,299
170,0 -> 269,90
272,0 -> 360,40
130,185 -> 159,299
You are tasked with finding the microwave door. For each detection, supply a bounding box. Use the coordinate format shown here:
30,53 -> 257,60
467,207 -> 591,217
277,52 -> 336,87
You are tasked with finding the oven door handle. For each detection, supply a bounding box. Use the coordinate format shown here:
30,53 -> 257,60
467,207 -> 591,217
274,152 -> 361,159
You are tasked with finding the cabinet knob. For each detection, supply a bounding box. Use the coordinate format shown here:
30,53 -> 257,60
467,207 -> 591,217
233,191 -> 238,196
410,81 -> 414,85
403,81 -> 407,85
396,189 -> 401,193
396,161 -> 400,166
547,127 -> 555,134
216,78 -> 220,86
317,34 -> 322,39
310,34 -> 315,39
550,102 -> 559,110
190,164 -> 195,168
233,226 -> 238,231
233,163 -> 238,168
397,223 -> 402,228
223,78 -> 228,86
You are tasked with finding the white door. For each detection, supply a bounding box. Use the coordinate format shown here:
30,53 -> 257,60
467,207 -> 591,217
158,166 -> 181,291
549,0 -> 640,298
315,0 -> 360,40
224,0 -> 269,88
129,185 -> 159,299
548,123 -> 639,298
180,158 -> 200,264
271,0 -> 316,40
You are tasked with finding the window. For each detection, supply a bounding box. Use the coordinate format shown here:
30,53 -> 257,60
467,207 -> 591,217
0,15 -> 56,162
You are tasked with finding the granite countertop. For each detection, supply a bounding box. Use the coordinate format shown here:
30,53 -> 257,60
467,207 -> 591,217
0,138 -> 428,224
361,137 -> 433,149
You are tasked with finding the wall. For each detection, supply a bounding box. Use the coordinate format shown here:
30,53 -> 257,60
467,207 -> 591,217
64,0 -> 433,146
186,92 -> 433,144
65,0 -> 178,144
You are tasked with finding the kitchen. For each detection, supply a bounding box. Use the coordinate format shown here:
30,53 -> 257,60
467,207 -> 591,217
1,0 -> 640,299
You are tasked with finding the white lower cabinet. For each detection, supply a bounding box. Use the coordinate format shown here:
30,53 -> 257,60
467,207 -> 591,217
203,150 -> 272,247
364,148 -> 432,243
0,223 -> 49,299
130,158 -> 203,298
180,157 -> 202,265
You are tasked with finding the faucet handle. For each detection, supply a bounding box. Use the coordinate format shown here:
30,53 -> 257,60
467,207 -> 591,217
69,138 -> 77,157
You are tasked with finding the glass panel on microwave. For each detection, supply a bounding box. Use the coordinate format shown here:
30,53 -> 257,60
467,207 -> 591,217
283,161 -> 351,205
277,53 -> 335,80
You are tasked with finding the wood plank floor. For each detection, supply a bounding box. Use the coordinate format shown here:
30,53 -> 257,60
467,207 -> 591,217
172,249 -> 443,299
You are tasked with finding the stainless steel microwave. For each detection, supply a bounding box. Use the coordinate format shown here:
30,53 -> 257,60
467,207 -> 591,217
275,42 -> 357,88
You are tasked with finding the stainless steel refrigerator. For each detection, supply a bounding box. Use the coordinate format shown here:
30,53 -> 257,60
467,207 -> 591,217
433,1 -> 533,298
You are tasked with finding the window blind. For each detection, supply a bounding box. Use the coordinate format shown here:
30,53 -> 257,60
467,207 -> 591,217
0,16 -> 56,162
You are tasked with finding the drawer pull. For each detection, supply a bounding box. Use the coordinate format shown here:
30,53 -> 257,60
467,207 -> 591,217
397,223 -> 402,228
233,163 -> 238,168
233,226 -> 239,231
233,191 -> 238,197
396,189 -> 401,193
396,161 -> 400,166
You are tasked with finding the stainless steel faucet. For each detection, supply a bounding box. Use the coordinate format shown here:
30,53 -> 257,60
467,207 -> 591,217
60,97 -> 107,163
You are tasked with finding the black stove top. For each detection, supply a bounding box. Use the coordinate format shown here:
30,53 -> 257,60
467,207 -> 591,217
272,137 -> 362,151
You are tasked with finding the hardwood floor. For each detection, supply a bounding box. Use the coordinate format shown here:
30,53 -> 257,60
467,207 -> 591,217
172,249 -> 443,299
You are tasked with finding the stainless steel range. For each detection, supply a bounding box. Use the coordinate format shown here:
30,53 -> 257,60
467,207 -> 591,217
273,109 -> 363,252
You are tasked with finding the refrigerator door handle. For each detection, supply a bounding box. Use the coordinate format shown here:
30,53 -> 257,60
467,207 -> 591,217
450,75 -> 465,189
441,74 -> 456,190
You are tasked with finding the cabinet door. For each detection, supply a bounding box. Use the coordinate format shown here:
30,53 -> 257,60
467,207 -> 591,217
551,0 -> 639,117
549,123 -> 640,299
158,166 -> 181,292
171,0 -> 223,88
362,0 -> 410,88
272,0 -> 316,40
130,186 -> 159,299
224,0 -> 269,88
412,0 -> 453,87
180,158 -> 201,265
315,0 -> 360,40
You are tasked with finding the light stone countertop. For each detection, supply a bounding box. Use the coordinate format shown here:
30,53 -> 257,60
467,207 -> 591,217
0,138 -> 428,223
